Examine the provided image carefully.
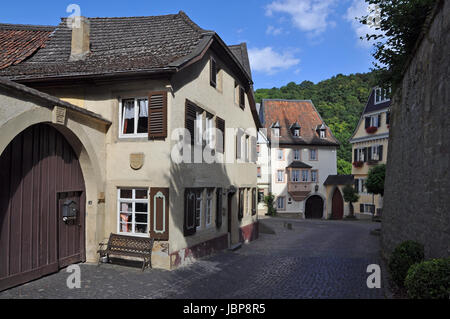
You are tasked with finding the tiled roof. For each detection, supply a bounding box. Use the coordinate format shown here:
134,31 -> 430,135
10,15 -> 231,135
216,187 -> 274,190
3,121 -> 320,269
287,161 -> 312,169
0,23 -> 54,70
323,174 -> 354,186
0,12 -> 211,80
262,99 -> 339,146
228,43 -> 252,80
0,76 -> 111,124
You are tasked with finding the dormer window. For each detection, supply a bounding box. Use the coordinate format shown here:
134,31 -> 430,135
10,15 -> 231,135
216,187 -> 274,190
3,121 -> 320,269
375,86 -> 391,104
271,121 -> 281,137
317,124 -> 326,139
320,130 -> 326,139
290,122 -> 301,137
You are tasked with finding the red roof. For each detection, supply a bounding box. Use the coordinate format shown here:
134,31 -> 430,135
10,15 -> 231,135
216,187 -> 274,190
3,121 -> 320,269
0,24 -> 54,70
262,99 -> 339,146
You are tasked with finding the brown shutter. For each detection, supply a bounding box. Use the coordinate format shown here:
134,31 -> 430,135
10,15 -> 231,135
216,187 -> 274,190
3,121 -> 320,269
210,57 -> 217,88
185,100 -> 196,145
239,86 -> 245,109
216,188 -> 223,229
238,188 -> 244,220
148,91 -> 167,139
183,189 -> 196,236
149,188 -> 169,240
216,117 -> 225,153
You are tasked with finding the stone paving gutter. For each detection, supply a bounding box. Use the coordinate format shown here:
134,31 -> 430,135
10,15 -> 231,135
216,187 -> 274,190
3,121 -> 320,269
0,218 -> 390,299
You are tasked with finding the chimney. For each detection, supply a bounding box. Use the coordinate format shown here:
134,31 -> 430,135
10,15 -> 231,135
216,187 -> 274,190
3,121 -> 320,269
69,16 -> 90,61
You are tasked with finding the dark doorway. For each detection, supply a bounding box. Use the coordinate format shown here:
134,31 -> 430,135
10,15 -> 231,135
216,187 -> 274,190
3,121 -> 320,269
305,195 -> 324,219
331,188 -> 344,220
0,124 -> 86,291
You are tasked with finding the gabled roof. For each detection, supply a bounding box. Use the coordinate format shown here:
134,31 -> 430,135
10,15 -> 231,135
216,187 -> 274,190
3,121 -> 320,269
261,99 -> 339,146
287,161 -> 312,169
363,87 -> 391,114
0,23 -> 55,70
228,43 -> 252,80
0,77 -> 111,124
323,175 -> 354,186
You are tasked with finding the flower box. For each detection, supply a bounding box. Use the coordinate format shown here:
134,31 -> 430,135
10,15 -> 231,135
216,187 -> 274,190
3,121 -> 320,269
366,126 -> 378,134
352,161 -> 364,168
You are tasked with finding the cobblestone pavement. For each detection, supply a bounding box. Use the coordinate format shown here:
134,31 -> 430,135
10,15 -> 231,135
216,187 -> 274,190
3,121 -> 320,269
0,218 -> 388,299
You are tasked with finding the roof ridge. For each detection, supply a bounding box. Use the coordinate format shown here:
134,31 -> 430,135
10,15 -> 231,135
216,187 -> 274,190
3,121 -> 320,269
0,23 -> 55,31
177,10 -> 211,34
59,13 -> 179,21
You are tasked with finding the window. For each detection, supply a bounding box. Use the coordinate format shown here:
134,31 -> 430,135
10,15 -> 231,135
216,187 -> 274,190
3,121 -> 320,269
210,57 -> 217,88
258,190 -> 265,203
216,117 -> 225,154
294,149 -> 300,161
205,189 -> 213,227
257,167 -> 262,178
302,170 -> 309,182
320,130 -> 326,139
239,86 -> 245,109
195,111 -> 203,145
311,170 -> 318,183
360,203 -> 375,214
355,179 -> 367,194
205,115 -> 214,149
371,145 -> 380,161
273,128 -> 280,137
195,190 -> 203,229
277,149 -> 284,160
245,135 -> 250,162
356,148 -> 366,162
118,188 -> 149,236
291,169 -> 300,182
288,197 -> 292,205
276,197 -> 285,210
277,170 -> 285,183
374,87 -> 391,104
293,128 -> 300,137
310,149 -> 318,161
120,98 -> 148,137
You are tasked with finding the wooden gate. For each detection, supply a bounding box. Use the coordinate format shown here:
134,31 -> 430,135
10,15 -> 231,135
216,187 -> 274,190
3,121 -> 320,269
331,188 -> 344,220
0,124 -> 86,291
305,195 -> 324,219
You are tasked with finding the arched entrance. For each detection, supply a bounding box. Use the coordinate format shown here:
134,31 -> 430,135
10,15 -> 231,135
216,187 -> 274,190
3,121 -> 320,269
0,124 -> 86,291
305,195 -> 324,219
331,188 -> 344,220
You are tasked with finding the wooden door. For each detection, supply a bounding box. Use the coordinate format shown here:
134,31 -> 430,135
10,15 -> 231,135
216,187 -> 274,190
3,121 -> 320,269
331,188 -> 344,220
305,195 -> 324,219
0,124 -> 85,291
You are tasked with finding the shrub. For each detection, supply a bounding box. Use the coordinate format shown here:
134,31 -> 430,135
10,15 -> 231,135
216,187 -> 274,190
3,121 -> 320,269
388,240 -> 424,287
405,258 -> 450,299
263,193 -> 277,216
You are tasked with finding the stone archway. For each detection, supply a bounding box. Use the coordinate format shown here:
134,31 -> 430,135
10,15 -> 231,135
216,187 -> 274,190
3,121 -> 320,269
305,195 -> 324,219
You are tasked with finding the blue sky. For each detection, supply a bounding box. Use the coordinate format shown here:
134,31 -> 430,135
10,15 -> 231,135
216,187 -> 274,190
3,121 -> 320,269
1,0 -> 379,89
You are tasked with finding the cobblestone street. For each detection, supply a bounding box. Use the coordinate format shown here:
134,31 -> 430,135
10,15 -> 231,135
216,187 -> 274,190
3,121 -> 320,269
0,218 -> 388,299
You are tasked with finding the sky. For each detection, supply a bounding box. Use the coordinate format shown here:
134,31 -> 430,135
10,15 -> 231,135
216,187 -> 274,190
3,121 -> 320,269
0,0 -> 381,89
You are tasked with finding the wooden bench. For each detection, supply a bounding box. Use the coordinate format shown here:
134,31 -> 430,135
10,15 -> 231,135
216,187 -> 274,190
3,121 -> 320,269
98,233 -> 154,271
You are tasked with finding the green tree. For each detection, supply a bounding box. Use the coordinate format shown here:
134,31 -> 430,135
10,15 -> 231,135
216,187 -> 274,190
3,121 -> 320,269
263,193 -> 277,216
366,164 -> 386,196
337,159 -> 352,175
343,185 -> 360,218
360,0 -> 438,90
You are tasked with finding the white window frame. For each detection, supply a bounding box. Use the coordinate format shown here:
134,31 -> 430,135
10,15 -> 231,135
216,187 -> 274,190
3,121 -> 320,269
195,191 -> 203,230
195,111 -> 203,145
357,148 -> 365,162
205,116 -> 214,149
294,149 -> 300,161
205,189 -> 213,227
311,170 -> 318,183
302,170 -> 309,182
310,149 -> 317,161
292,169 -> 300,182
273,128 -> 280,137
276,197 -> 285,210
119,97 -> 149,139
293,129 -> 300,137
371,145 -> 380,161
320,130 -> 326,139
374,87 -> 391,104
117,188 -> 149,237
277,170 -> 285,183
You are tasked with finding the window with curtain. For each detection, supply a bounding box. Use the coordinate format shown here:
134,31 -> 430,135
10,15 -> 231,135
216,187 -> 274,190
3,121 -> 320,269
117,188 -> 149,236
120,98 -> 148,137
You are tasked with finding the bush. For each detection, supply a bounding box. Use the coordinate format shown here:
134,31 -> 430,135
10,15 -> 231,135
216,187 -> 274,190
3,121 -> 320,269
405,258 -> 450,299
388,240 -> 424,287
263,193 -> 277,216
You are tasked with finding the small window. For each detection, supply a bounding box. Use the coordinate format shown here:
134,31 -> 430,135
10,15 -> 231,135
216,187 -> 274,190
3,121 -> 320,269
120,98 -> 149,137
294,149 -> 300,161
310,149 -> 317,161
320,130 -> 326,139
302,170 -> 309,182
258,190 -> 265,203
257,167 -> 262,178
273,128 -> 280,137
276,197 -> 285,210
294,129 -> 300,137
277,170 -> 284,183
311,170 -> 318,183
118,188 -> 149,236
239,86 -> 245,109
277,149 -> 283,160
210,57 -> 217,88
374,87 -> 391,104
291,170 -> 300,182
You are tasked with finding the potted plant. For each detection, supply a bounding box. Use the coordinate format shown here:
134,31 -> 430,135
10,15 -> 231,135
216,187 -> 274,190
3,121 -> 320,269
352,161 -> 364,168
263,193 -> 277,216
366,126 -> 378,134
343,185 -> 359,219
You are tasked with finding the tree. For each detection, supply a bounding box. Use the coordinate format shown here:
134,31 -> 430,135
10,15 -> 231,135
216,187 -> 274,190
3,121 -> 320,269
359,0 -> 438,90
337,159 -> 352,175
343,185 -> 360,218
263,193 -> 277,216
366,164 -> 386,196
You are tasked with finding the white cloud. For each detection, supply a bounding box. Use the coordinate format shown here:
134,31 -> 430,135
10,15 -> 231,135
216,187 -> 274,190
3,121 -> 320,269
266,25 -> 283,36
345,0 -> 384,47
266,0 -> 336,36
248,47 -> 300,74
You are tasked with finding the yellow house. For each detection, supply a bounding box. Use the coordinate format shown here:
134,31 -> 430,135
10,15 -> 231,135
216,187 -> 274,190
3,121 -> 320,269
349,87 -> 390,218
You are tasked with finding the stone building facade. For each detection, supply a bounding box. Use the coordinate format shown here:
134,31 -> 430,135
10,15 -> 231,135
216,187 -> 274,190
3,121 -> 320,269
381,0 -> 449,259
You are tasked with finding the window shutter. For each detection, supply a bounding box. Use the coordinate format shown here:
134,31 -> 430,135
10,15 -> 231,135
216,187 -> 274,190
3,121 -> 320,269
252,188 -> 257,216
354,149 -> 358,162
354,179 -> 359,191
150,188 -> 169,240
250,136 -> 257,163
365,117 -> 370,129
378,114 -> 381,127
210,57 -> 217,88
216,117 -> 225,153
183,189 -> 196,236
238,188 -> 244,220
379,145 -> 383,161
216,188 -> 223,228
386,111 -> 390,125
185,101 -> 197,145
239,86 -> 245,109
236,129 -> 242,159
363,148 -> 368,162
368,147 -> 372,161
148,91 -> 167,139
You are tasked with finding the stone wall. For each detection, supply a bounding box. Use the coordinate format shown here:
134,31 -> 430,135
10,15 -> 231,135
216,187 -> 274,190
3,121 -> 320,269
381,0 -> 450,259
